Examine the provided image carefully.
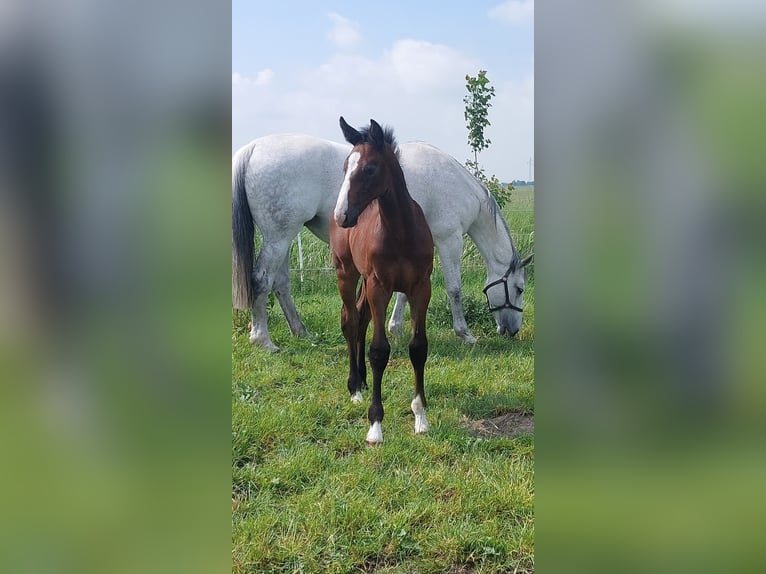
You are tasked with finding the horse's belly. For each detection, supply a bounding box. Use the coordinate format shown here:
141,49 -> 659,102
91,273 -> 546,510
361,255 -> 431,295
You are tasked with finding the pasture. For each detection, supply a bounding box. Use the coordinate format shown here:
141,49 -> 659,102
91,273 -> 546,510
232,187 -> 534,573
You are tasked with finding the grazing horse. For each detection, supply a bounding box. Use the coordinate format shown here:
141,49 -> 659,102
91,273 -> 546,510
330,118 -> 433,445
232,133 -> 532,352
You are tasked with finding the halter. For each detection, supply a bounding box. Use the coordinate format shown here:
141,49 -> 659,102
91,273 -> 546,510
482,262 -> 523,313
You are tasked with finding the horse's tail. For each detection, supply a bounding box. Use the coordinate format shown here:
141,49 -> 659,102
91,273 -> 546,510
232,143 -> 257,309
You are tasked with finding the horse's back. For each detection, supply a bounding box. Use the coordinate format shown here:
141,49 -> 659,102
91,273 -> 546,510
240,134 -> 349,238
398,142 -> 484,239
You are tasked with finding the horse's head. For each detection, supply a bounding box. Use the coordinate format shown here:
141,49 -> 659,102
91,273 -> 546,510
483,253 -> 533,337
334,117 -> 398,228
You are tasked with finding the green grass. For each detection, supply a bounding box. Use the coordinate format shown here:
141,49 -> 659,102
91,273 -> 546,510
233,192 -> 534,573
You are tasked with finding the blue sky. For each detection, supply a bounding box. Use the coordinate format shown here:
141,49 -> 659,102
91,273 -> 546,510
233,0 -> 533,181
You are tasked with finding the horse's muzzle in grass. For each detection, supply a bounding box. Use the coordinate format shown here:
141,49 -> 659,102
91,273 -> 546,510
498,325 -> 519,337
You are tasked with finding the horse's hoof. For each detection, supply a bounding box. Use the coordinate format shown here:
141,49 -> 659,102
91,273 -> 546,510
292,325 -> 310,337
250,334 -> 280,353
365,422 -> 383,445
411,396 -> 429,434
458,332 -> 477,345
350,391 -> 363,404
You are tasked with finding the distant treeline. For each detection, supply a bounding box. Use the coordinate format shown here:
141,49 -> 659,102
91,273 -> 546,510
509,180 -> 534,187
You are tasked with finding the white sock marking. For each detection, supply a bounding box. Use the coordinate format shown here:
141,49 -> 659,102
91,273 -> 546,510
350,391 -> 363,404
366,421 -> 383,444
411,395 -> 429,434
334,151 -> 360,226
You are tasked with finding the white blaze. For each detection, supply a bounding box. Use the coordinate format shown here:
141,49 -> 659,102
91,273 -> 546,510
334,151 -> 360,226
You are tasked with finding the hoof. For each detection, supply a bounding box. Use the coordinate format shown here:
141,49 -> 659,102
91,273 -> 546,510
457,331 -> 477,345
411,395 -> 429,434
249,333 -> 280,353
291,324 -> 310,337
350,391 -> 363,404
365,422 -> 383,445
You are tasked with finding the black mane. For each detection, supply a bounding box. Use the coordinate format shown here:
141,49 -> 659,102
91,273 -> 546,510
357,123 -> 398,153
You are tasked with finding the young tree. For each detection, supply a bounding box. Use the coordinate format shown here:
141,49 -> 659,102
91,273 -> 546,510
463,70 -> 512,207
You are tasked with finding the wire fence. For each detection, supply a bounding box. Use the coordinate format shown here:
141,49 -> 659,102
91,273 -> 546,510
272,191 -> 536,281
288,229 -> 535,278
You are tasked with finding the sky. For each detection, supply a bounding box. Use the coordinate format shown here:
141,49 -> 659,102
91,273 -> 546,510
232,0 -> 534,182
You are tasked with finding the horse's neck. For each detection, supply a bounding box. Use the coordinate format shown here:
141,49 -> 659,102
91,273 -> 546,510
377,162 -> 418,236
469,196 -> 516,274
378,183 -> 416,235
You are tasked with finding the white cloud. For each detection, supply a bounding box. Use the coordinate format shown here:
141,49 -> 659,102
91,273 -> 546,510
254,68 -> 274,86
327,12 -> 361,50
232,68 -> 274,87
387,40 -> 476,94
232,40 -> 533,180
489,0 -> 534,26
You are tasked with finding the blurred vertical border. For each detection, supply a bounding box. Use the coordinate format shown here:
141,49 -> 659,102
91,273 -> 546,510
0,0 -> 230,572
537,1 -> 766,573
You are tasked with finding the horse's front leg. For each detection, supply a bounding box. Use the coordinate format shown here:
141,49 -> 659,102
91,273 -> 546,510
365,281 -> 392,445
435,234 -> 477,344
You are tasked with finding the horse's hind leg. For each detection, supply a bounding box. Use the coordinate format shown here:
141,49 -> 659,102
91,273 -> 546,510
338,269 -> 364,403
249,240 -> 291,352
407,282 -> 431,434
273,251 -> 309,337
387,292 -> 407,336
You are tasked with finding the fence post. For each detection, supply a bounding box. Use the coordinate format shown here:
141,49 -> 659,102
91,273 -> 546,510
297,232 -> 304,288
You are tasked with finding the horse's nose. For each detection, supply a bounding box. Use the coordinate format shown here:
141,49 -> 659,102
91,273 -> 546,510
340,212 -> 358,228
497,325 -> 519,337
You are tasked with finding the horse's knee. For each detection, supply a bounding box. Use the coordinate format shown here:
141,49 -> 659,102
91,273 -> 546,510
341,307 -> 357,335
368,340 -> 390,371
408,335 -> 428,368
447,287 -> 462,305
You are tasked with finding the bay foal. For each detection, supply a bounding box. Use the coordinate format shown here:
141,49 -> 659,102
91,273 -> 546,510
329,118 -> 434,445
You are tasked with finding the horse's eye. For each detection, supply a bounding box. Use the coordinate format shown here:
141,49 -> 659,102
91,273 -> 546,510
516,286 -> 524,295
363,164 -> 377,177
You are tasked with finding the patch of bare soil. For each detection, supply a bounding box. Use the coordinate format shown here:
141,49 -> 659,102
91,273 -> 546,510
462,411 -> 534,438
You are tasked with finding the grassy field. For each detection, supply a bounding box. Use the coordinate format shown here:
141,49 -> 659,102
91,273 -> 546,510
232,188 -> 534,573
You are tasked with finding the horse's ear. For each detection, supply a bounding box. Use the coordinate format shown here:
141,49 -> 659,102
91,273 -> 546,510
369,119 -> 385,150
520,253 -> 534,268
339,116 -> 363,146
